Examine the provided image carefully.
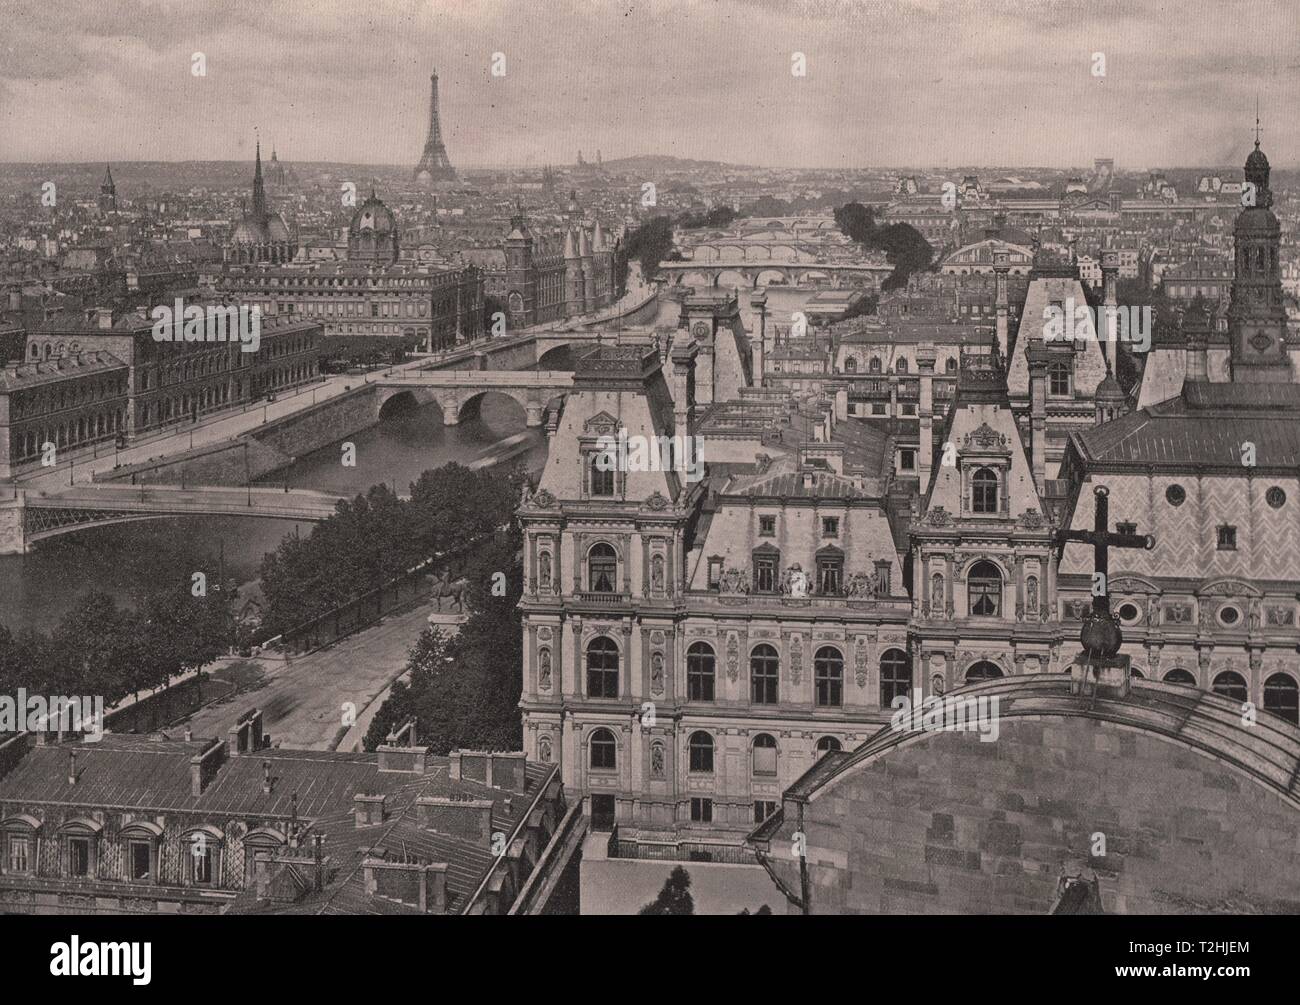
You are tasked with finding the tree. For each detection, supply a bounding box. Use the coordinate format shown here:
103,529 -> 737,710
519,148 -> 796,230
616,216 -> 678,286
738,904 -> 773,915
833,201 -> 934,291
638,866 -> 695,915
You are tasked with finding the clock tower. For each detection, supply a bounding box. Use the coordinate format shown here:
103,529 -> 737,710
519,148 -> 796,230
1227,127 -> 1294,383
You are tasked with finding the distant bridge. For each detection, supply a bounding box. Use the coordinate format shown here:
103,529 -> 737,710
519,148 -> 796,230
374,368 -> 575,427
0,484 -> 346,554
657,260 -> 892,290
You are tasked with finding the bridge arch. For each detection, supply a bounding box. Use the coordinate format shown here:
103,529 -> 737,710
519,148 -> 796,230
754,268 -> 790,287
714,269 -> 750,289
454,389 -> 530,428
537,344 -> 578,371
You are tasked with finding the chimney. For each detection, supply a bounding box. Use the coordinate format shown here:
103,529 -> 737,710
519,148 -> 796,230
228,708 -> 264,754
992,249 -> 1011,359
748,289 -> 767,378
261,759 -> 273,794
670,341 -> 698,436
1026,344 -> 1051,489
354,793 -> 386,826
67,749 -> 77,785
189,738 -> 226,796
916,345 -> 936,490
184,724 -> 192,742
363,859 -> 449,914
417,796 -> 495,847
1100,250 -> 1120,377
95,307 -> 114,330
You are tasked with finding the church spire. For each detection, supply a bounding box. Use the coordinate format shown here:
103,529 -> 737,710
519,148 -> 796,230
251,136 -> 268,220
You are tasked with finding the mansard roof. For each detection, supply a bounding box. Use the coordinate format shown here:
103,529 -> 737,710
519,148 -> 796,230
1071,380 -> 1300,471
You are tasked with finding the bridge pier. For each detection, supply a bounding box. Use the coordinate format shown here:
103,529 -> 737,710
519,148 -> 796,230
0,493 -> 28,555
525,405 -> 545,428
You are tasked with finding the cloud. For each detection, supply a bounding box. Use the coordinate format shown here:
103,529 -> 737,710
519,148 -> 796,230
0,0 -> 1295,167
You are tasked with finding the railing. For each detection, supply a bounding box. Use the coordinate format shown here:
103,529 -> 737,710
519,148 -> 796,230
609,832 -> 759,866
575,590 -> 631,605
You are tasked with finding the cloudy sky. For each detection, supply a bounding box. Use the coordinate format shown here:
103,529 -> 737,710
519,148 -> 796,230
0,0 -> 1295,169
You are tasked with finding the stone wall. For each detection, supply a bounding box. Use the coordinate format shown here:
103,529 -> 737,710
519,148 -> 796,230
790,715 -> 1300,914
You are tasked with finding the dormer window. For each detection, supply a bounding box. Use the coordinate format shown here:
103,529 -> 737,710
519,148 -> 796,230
972,467 -> 999,514
1048,361 -> 1072,396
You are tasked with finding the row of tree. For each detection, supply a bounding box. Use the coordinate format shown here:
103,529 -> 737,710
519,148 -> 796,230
0,581 -> 232,717
258,462 -> 527,638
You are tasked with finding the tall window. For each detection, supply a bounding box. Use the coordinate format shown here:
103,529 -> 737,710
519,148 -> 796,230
968,561 -> 1002,616
191,842 -> 216,885
586,637 -> 620,698
1212,671 -> 1248,703
688,731 -> 714,773
753,734 -> 778,776
817,548 -> 843,595
844,356 -> 857,373
879,648 -> 912,707
751,645 -> 779,704
869,357 -> 881,373
1048,361 -> 1071,396
753,546 -> 779,593
814,647 -> 843,707
972,467 -> 999,514
687,642 -> 716,701
1264,673 -> 1299,725
896,357 -> 908,374
6,835 -> 31,874
965,661 -> 1003,683
588,543 -> 617,593
67,837 -> 90,877
589,728 -> 617,770
590,453 -> 615,496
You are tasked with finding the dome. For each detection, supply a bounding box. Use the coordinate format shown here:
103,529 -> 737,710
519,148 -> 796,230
1245,144 -> 1270,177
1096,375 -> 1125,404
350,193 -> 396,235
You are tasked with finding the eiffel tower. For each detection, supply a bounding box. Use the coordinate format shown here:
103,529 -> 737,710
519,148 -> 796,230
414,70 -> 458,186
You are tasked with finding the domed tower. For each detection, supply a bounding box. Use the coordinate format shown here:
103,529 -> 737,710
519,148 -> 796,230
347,187 -> 400,264
1227,119 -> 1291,383
1094,375 -> 1127,425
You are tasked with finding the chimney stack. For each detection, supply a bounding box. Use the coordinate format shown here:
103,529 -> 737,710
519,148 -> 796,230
1026,344 -> 1051,489
916,345 -> 936,491
67,749 -> 78,785
992,249 -> 1011,360
1100,250 -> 1120,376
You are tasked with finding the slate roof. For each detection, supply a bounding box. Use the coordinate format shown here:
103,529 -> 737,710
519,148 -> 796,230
1072,380 -> 1300,471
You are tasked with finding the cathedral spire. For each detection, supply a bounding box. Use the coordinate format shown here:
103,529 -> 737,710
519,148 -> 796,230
251,136 -> 268,220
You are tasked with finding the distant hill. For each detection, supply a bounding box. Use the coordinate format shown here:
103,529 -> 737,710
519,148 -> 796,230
600,154 -> 750,173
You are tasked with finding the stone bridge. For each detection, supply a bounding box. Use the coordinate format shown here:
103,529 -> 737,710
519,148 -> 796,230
657,260 -> 892,290
0,484 -> 346,554
373,369 -> 576,427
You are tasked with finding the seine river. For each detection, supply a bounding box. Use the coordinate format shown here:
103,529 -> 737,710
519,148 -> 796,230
0,396 -> 547,633
0,288 -> 816,634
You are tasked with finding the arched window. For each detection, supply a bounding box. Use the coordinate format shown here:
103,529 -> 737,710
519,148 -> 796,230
1163,668 -> 1196,686
1212,671 -> 1248,703
590,453 -> 615,496
869,356 -> 882,373
1048,361 -> 1071,396
880,648 -> 912,706
751,645 -> 779,704
814,647 -> 843,707
586,637 -> 620,698
688,731 -> 714,773
687,642 -> 715,701
815,736 -> 842,755
844,356 -> 857,373
972,468 -> 999,514
945,357 -> 957,373
965,661 -> 1003,683
589,728 -> 617,770
896,357 -> 908,374
1264,673 -> 1299,725
587,543 -> 617,593
752,733 -> 777,776
968,560 -> 1002,616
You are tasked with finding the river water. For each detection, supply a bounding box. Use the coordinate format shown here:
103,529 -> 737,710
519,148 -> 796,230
0,288 -> 816,634
0,396 -> 547,633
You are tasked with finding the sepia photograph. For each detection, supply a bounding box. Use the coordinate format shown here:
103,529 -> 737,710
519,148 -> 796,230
0,0 -> 1295,983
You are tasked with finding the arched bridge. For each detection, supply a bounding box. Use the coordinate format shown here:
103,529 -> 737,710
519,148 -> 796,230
657,260 -> 892,290
0,485 -> 346,554
374,369 -> 575,427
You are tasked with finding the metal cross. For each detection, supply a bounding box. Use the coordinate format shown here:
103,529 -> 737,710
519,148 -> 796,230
1057,485 -> 1154,617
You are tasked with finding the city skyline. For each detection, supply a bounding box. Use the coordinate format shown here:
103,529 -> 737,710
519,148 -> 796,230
1,0 -> 1297,170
